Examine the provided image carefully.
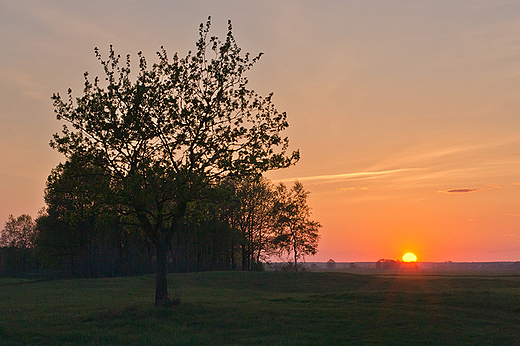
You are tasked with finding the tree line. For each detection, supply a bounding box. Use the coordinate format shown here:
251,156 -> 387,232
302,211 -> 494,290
0,18 -> 321,305
1,174 -> 320,277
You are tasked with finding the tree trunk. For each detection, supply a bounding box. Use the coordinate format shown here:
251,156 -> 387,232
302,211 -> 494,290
241,244 -> 248,271
231,231 -> 236,270
294,240 -> 298,272
155,242 -> 168,307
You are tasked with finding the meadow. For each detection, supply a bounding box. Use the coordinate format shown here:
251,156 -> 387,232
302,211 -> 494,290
1,269 -> 520,345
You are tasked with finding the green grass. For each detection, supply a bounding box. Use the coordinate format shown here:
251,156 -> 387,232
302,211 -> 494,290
1,270 -> 520,345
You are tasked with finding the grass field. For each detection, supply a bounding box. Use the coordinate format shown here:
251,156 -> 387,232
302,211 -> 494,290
1,269 -> 520,345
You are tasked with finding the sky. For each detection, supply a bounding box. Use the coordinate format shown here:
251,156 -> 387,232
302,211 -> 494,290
1,0 -> 520,262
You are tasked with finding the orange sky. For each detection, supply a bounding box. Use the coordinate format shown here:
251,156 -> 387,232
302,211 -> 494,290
1,1 -> 520,262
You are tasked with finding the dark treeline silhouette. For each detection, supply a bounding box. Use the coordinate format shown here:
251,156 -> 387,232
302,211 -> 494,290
1,171 -> 320,278
375,259 -> 401,269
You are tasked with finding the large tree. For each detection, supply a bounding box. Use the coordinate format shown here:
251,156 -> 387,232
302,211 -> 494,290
50,18 -> 298,306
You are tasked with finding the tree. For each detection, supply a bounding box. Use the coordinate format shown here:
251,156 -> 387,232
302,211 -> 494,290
41,157 -> 108,275
326,258 -> 336,269
375,259 -> 400,270
171,184 -> 237,272
1,214 -> 37,271
50,18 -> 298,306
225,177 -> 277,271
272,181 -> 321,272
37,155 -> 152,277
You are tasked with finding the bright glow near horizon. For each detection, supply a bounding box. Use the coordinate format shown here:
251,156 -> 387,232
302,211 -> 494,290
1,1 -> 520,263
402,253 -> 417,263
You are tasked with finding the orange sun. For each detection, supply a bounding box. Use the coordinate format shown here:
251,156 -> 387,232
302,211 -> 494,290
402,252 -> 417,262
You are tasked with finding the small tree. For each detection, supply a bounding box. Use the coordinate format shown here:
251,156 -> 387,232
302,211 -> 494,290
1,214 -> 37,271
50,18 -> 298,306
272,181 -> 321,272
326,258 -> 336,269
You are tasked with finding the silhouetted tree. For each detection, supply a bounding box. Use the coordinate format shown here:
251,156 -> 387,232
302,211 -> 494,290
272,181 -> 321,272
171,185 -> 236,272
39,157 -> 92,275
37,156 -> 152,277
50,18 -> 298,306
375,259 -> 400,269
0,214 -> 37,271
326,258 -> 336,269
225,177 -> 277,271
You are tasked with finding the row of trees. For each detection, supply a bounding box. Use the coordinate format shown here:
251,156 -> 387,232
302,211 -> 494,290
1,177 -> 320,276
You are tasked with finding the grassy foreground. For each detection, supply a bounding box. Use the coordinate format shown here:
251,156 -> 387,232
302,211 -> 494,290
1,270 -> 520,345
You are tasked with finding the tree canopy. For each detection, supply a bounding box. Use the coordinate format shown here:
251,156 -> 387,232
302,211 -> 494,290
272,181 -> 321,271
1,214 -> 37,271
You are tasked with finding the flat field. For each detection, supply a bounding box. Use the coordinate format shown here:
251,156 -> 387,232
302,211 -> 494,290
1,269 -> 520,345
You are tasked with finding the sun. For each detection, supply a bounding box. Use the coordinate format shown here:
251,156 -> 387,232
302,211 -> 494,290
402,252 -> 417,262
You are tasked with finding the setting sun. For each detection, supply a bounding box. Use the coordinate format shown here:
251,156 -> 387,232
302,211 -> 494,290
402,253 -> 417,262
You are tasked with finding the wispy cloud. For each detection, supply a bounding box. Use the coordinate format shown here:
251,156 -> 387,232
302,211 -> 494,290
440,188 -> 482,194
276,168 -> 417,183
338,187 -> 369,191
371,135 -> 520,180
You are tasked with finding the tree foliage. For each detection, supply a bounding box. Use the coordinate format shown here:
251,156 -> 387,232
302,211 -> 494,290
36,155 -> 154,277
225,177 -> 277,271
0,214 -> 37,271
50,18 -> 298,306
272,181 -> 321,271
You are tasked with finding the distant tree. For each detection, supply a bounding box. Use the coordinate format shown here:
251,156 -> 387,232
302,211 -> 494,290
272,181 -> 321,272
375,259 -> 400,270
1,214 -> 37,271
326,258 -> 336,269
50,18 -> 298,306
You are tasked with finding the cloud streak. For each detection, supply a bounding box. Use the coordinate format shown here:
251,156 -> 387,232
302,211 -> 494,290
440,188 -> 482,194
275,168 -> 418,183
